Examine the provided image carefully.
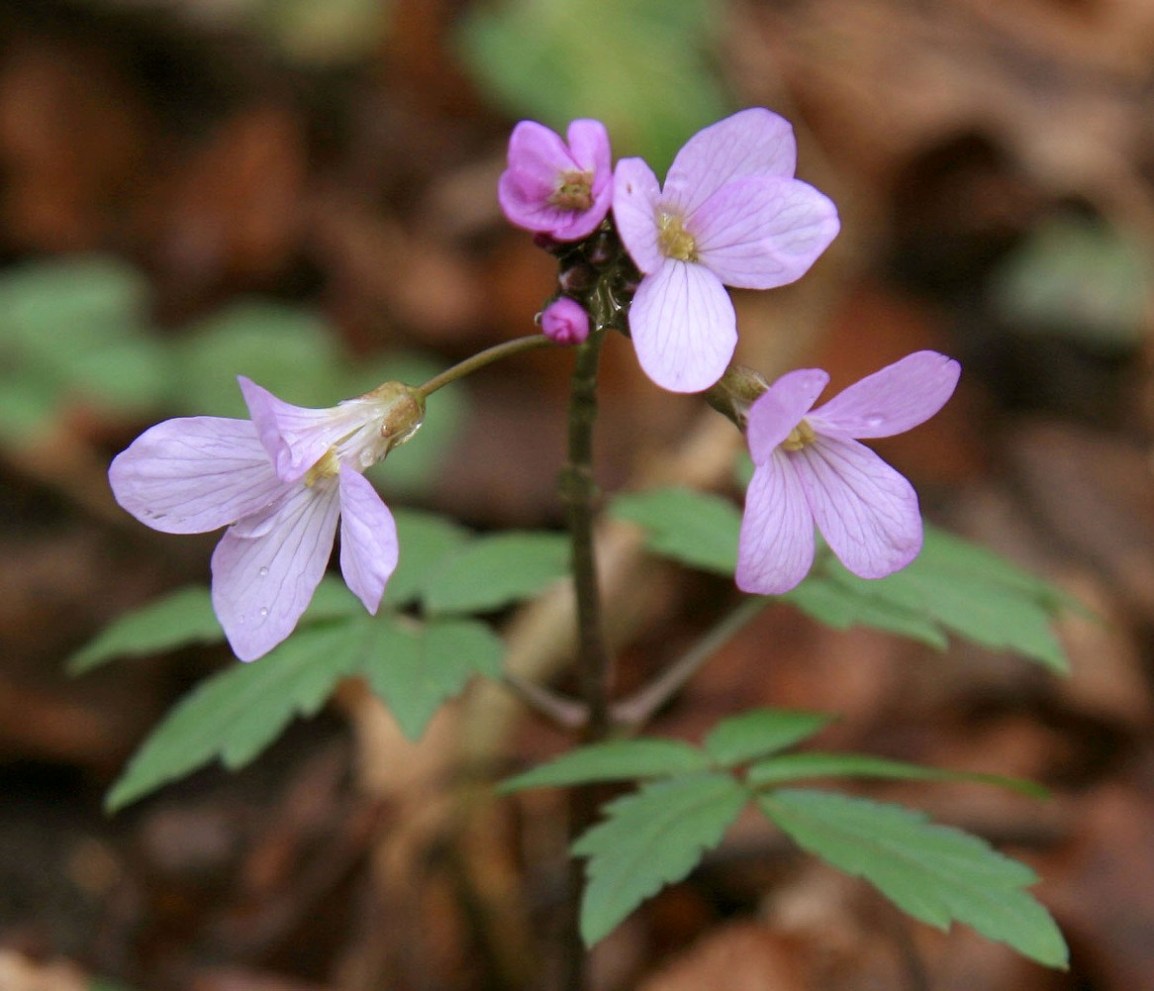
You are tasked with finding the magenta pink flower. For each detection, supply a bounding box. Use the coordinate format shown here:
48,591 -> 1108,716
498,119 -> 613,241
540,296 -> 590,345
736,351 -> 961,595
109,379 -> 423,661
613,108 -> 841,393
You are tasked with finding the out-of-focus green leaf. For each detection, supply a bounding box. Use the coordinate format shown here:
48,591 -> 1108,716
421,531 -> 570,615
574,772 -> 747,946
758,790 -> 1068,968
500,739 -> 710,793
703,709 -> 833,767
458,0 -> 731,169
611,486 -> 740,576
385,509 -> 472,607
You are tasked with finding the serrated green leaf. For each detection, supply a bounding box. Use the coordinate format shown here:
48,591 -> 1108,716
384,509 -> 471,607
611,486 -> 740,576
574,772 -> 748,946
785,574 -> 949,649
422,531 -> 570,615
500,739 -> 709,793
747,753 -> 1047,798
458,0 -> 730,170
106,620 -> 369,810
703,709 -> 834,767
758,790 -> 1068,967
69,587 -> 226,673
357,615 -> 504,739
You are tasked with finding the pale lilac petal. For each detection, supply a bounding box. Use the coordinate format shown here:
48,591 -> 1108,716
211,481 -> 342,661
664,108 -> 797,217
693,176 -> 840,289
548,187 -> 612,241
736,451 -> 815,594
239,376 -> 335,484
612,158 -> 664,274
629,260 -> 736,393
746,369 -> 829,465
338,466 -> 398,613
109,416 -> 283,534
807,351 -> 961,440
796,437 -> 923,579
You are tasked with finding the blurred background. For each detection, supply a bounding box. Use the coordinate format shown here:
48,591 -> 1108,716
1,0 -> 1153,988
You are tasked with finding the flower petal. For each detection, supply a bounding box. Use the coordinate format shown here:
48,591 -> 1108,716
736,451 -> 815,594
239,376 -> 336,484
211,480 -> 342,661
338,465 -> 398,614
693,176 -> 840,289
746,368 -> 829,465
109,416 -> 283,534
628,260 -> 736,393
612,157 -> 664,274
566,118 -> 611,180
796,437 -> 923,579
664,108 -> 797,217
807,351 -> 961,439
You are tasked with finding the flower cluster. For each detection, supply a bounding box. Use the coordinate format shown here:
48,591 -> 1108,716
110,379 -> 424,660
498,108 -> 840,392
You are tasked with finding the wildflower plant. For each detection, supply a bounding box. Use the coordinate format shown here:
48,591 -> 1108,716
80,108 -> 1072,982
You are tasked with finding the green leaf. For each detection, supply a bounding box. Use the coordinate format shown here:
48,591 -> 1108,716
747,752 -> 1047,798
458,0 -> 730,170
422,531 -> 570,615
357,615 -> 504,739
500,739 -> 709,793
703,709 -> 834,767
574,772 -> 748,946
384,509 -> 471,607
611,486 -> 740,576
68,587 -> 226,673
106,620 -> 368,810
758,790 -> 1068,968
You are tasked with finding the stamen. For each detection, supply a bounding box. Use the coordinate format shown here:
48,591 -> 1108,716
657,211 -> 697,262
550,170 -> 594,211
305,448 -> 340,486
781,419 -> 817,452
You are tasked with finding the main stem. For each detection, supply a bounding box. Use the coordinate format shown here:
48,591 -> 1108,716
559,330 -> 612,991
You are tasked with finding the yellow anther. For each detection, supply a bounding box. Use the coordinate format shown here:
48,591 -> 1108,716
657,211 -> 697,262
781,420 -> 817,452
305,448 -> 340,486
550,170 -> 595,211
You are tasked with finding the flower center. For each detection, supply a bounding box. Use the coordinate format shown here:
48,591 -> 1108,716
305,448 -> 340,486
781,419 -> 817,452
550,170 -> 595,211
657,211 -> 697,262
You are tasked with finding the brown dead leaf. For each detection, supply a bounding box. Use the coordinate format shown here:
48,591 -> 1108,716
636,921 -> 806,991
0,953 -> 88,991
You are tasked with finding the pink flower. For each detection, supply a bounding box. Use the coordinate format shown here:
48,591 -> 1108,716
613,108 -> 841,393
736,351 -> 960,595
109,378 -> 424,661
498,119 -> 613,241
540,296 -> 590,345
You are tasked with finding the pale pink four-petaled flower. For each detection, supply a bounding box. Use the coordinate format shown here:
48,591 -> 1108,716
109,378 -> 420,661
498,119 -> 613,242
736,351 -> 961,595
613,108 -> 841,393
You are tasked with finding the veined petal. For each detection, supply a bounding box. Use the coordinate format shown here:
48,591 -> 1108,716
693,176 -> 840,289
664,108 -> 797,217
796,437 -> 923,579
808,351 -> 961,439
736,452 -> 815,594
211,480 -> 342,661
109,416 -> 283,534
239,377 -> 337,484
746,369 -> 829,465
338,466 -> 398,614
612,158 -> 664,274
629,260 -> 735,393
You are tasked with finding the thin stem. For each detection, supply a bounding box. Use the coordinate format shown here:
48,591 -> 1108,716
501,673 -> 586,730
613,596 -> 769,728
416,333 -> 553,398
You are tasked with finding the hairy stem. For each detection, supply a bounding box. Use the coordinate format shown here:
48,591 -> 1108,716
416,333 -> 553,398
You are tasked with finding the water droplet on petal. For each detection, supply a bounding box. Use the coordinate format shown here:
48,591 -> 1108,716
866,415 -> 885,428
259,607 -> 269,618
259,567 -> 269,577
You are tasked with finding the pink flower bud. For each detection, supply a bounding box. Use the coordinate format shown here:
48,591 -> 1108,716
540,297 -> 590,345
